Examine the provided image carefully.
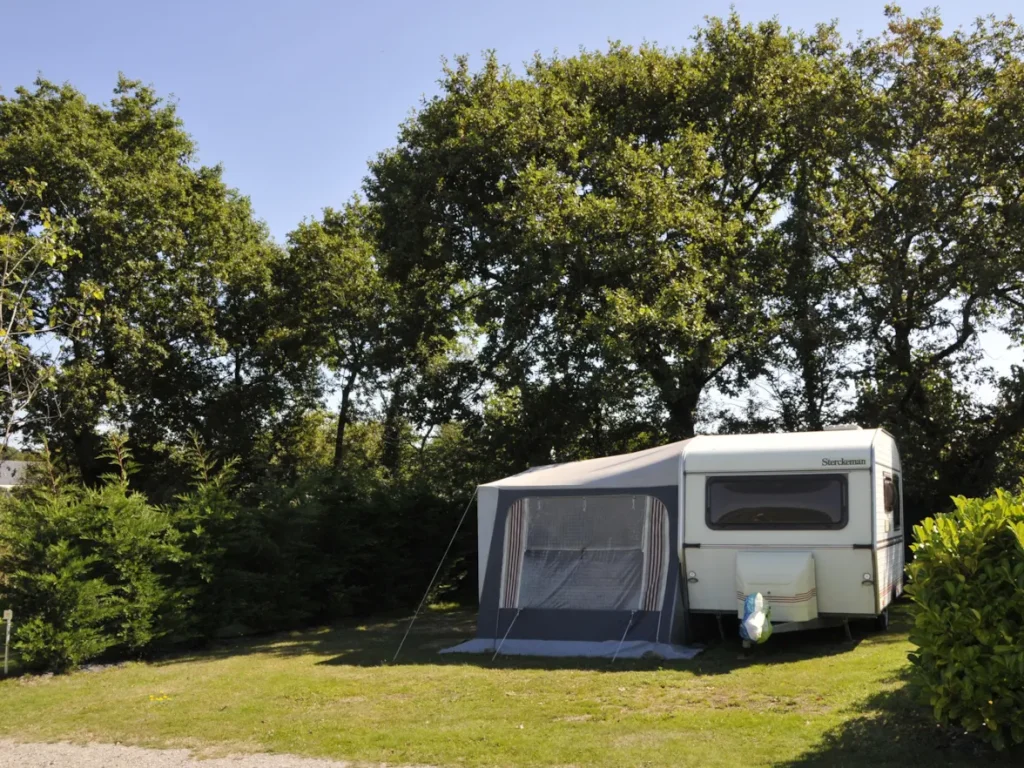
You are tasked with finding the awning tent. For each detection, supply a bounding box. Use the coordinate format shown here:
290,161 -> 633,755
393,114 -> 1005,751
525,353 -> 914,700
442,440 -> 700,659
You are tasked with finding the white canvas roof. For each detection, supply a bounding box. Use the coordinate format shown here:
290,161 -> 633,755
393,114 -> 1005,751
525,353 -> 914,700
481,429 -> 892,490
481,439 -> 691,490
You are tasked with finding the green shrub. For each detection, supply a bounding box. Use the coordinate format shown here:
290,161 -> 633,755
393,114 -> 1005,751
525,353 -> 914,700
0,442 -> 186,671
167,438 -> 243,639
0,428 -> 475,669
906,490 -> 1024,751
82,482 -> 184,652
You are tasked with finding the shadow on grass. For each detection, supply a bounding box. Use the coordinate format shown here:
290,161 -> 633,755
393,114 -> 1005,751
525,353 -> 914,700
150,605 -> 902,676
777,675 -> 1014,767
148,608 -> 471,665
304,610 -> 873,673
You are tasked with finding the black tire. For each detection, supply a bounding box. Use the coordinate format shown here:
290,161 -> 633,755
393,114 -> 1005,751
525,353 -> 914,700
876,607 -> 889,632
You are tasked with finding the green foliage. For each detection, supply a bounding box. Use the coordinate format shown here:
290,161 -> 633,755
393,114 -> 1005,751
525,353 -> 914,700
839,9 -> 1024,534
164,432 -> 240,638
279,203 -> 398,470
369,19 -> 829,442
0,420 -> 477,672
360,7 -> 1024,539
7,9 -> 1024,694
1,501 -> 117,673
0,178 -> 90,454
0,436 -> 185,671
906,491 -> 1024,750
0,76 -> 290,484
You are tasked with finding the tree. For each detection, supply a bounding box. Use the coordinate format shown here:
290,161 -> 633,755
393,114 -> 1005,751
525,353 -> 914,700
0,436 -> 184,671
837,9 -> 1024,517
280,202 -> 395,470
0,77 -> 289,483
367,19 -> 846,454
763,163 -> 858,432
0,178 -> 94,452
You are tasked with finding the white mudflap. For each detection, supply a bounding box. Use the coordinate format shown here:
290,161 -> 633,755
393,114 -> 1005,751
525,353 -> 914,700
736,551 -> 818,622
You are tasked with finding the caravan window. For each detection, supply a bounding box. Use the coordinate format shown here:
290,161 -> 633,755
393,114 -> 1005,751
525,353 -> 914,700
883,473 -> 903,531
893,475 -> 902,530
706,474 -> 847,530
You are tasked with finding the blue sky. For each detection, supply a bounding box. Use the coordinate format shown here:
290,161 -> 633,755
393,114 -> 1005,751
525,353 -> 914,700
2,1 -> 1019,242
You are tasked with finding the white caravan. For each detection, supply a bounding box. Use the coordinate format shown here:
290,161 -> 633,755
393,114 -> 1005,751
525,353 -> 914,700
681,426 -> 904,636
445,426 -> 903,658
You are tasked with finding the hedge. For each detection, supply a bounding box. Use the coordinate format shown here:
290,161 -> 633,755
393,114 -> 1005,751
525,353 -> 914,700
906,490 -> 1024,751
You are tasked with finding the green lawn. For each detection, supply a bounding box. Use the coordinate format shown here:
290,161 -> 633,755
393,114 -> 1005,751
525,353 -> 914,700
0,604 -> 1007,767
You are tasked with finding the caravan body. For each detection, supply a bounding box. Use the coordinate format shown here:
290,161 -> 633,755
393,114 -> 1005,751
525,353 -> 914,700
445,427 -> 903,658
681,428 -> 904,622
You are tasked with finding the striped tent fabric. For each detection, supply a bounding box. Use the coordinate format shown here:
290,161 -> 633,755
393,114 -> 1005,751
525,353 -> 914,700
642,499 -> 669,611
500,498 -> 527,608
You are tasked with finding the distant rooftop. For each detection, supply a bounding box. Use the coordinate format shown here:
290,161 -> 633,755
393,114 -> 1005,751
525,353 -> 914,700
0,460 -> 35,487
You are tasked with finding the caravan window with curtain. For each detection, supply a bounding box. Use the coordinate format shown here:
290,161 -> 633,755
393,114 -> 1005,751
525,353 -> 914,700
706,474 -> 847,530
883,473 -> 903,531
893,474 -> 902,530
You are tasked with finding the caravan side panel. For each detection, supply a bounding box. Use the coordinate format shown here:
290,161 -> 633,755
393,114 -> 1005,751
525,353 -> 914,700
873,433 -> 896,540
875,538 -> 904,609
872,433 -> 905,610
477,486 -> 500,600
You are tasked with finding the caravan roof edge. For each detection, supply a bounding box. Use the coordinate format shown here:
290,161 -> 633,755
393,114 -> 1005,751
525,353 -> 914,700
480,429 -> 893,488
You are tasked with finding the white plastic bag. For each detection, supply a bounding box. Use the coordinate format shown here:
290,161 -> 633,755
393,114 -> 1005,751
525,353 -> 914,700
740,592 -> 765,642
740,592 -> 773,644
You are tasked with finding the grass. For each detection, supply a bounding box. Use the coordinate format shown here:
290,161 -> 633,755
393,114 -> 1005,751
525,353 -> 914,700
0,604 -> 1009,767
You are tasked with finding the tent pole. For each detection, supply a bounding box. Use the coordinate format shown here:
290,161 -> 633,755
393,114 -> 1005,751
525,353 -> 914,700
612,610 -> 638,662
392,488 -> 479,664
491,609 -> 521,661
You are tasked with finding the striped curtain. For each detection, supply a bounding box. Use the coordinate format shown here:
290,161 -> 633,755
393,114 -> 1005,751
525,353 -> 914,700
641,499 -> 669,611
500,499 -> 527,608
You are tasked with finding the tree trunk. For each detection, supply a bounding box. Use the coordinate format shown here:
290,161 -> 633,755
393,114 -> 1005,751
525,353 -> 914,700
380,372 -> 410,476
796,320 -> 824,431
642,345 -> 702,441
788,170 -> 825,432
664,389 -> 699,440
333,373 -> 357,471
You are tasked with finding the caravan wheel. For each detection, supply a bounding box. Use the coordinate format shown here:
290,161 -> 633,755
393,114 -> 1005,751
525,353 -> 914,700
876,608 -> 889,632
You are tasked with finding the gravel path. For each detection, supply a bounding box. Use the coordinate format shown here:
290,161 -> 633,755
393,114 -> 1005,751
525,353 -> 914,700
0,740 -> 431,767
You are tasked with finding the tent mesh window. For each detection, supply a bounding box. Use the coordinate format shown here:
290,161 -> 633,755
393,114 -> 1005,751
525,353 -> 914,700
500,495 -> 669,611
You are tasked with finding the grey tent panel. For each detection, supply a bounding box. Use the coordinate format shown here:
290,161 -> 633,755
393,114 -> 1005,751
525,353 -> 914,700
476,485 -> 689,646
518,549 -> 644,610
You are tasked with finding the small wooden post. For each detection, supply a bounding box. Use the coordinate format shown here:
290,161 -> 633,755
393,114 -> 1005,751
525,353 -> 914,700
3,609 -> 12,676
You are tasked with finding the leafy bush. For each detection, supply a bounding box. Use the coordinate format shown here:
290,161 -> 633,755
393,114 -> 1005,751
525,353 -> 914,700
0,429 -> 475,671
0,492 -> 117,672
906,490 -> 1024,750
0,441 -> 185,671
167,437 -> 244,639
